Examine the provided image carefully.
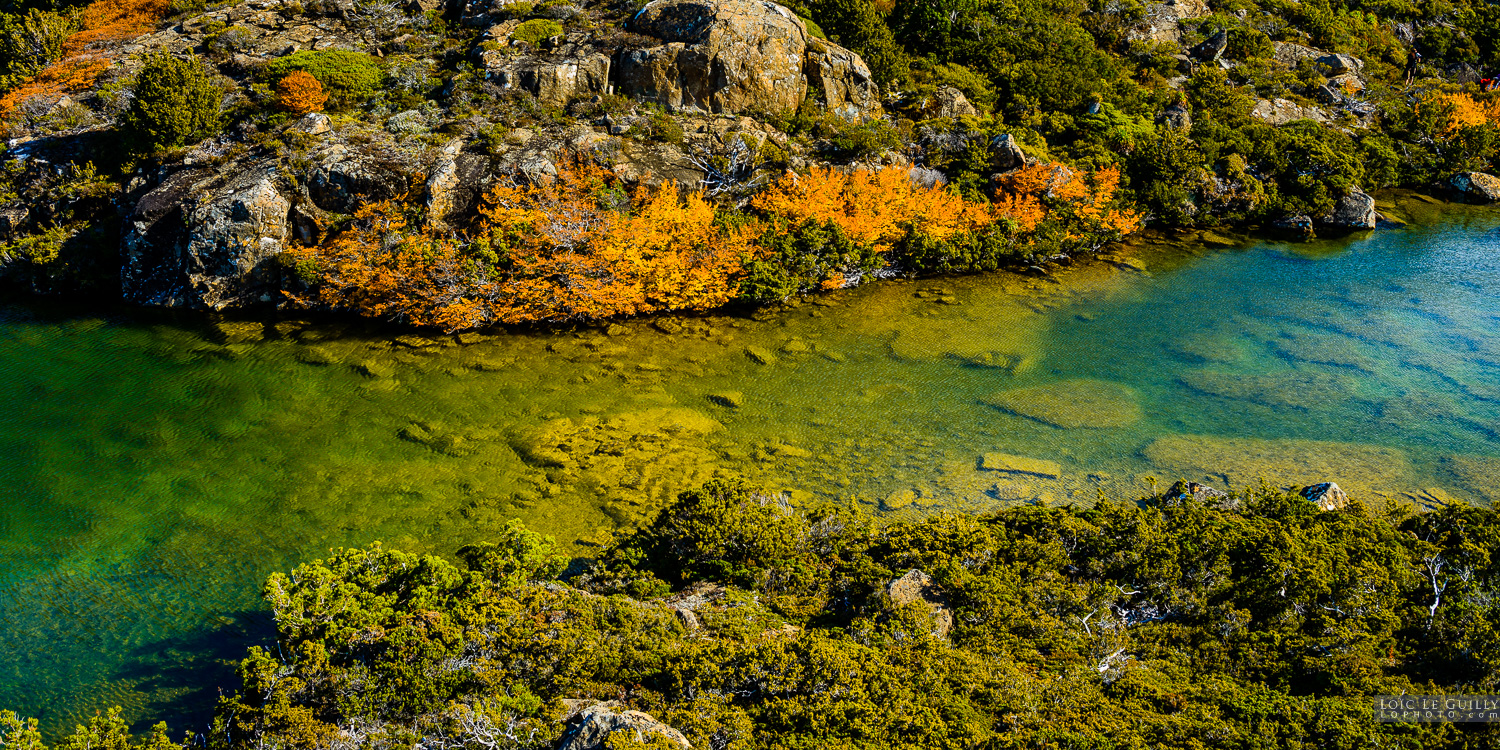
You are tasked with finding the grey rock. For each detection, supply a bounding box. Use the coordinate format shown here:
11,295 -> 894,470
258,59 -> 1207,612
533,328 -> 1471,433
1190,30 -> 1227,62
307,147 -> 404,214
122,168 -> 291,309
618,0 -> 878,119
426,138 -> 491,228
292,112 -> 332,135
1250,98 -> 1330,125
1316,52 -> 1363,76
1300,481 -> 1349,511
1320,186 -> 1376,229
556,702 -> 691,750
1272,40 -> 1325,66
1272,213 -> 1315,239
989,132 -> 1026,174
1163,480 -> 1227,504
1125,0 -> 1209,43
1451,172 -> 1500,202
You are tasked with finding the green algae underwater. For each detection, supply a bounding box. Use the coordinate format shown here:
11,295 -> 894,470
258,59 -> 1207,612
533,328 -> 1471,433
7,196 -> 1500,735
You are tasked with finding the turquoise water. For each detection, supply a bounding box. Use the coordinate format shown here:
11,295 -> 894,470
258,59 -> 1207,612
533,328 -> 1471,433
5,199 -> 1500,735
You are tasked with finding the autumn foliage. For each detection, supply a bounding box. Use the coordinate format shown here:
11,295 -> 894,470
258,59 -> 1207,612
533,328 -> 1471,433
287,159 -> 753,329
276,71 -> 328,114
0,0 -> 169,116
1427,92 -> 1500,135
288,157 -> 1139,329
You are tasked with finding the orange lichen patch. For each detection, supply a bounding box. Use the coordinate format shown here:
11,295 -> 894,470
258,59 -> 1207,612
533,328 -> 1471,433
1,0 -> 170,116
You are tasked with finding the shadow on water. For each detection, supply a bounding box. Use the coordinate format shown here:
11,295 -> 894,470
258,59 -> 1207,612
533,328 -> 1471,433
114,609 -> 275,735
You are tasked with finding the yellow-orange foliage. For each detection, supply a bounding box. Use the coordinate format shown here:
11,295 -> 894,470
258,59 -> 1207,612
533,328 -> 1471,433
752,166 -> 994,250
289,159 -> 753,329
480,159 -> 751,322
277,71 -> 327,114
1,0 -> 169,116
1429,93 -> 1500,135
995,163 -> 1140,238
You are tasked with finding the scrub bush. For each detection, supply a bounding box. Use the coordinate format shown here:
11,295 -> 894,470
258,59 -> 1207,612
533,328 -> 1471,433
120,52 -> 222,153
261,50 -> 381,110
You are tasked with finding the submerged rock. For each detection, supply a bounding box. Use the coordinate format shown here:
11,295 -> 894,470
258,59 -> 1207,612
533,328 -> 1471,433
745,345 -> 777,364
982,379 -> 1143,429
707,390 -> 744,408
1178,370 -> 1354,410
979,452 -> 1062,478
1143,434 -> 1413,497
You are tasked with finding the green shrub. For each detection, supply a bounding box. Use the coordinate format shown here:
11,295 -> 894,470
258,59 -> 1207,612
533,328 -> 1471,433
121,53 -> 225,154
261,50 -> 382,110
739,219 -> 880,302
798,14 -> 826,40
510,18 -> 563,44
891,223 -> 1023,274
0,9 -> 72,92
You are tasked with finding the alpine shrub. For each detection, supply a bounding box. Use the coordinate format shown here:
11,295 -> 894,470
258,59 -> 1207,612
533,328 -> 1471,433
121,53 -> 223,153
261,50 -> 381,110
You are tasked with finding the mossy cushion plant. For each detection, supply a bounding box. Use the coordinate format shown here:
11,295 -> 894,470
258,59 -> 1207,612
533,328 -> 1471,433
261,50 -> 381,110
510,18 -> 563,45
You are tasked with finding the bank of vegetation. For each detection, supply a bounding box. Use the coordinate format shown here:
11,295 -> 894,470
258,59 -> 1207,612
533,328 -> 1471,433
5,480 -> 1500,748
2,0 -> 1500,324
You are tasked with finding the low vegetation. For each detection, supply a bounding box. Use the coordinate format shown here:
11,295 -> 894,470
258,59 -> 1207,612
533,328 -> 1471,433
6,480 -> 1499,748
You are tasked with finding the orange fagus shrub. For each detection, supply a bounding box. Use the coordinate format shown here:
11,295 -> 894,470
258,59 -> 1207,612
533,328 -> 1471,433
996,163 -> 1141,240
276,72 -> 327,114
751,165 -> 996,250
1423,92 -> 1500,135
287,159 -> 753,329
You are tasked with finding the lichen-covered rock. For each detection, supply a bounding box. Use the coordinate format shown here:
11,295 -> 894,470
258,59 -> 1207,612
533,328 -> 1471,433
1451,172 -> 1500,202
1300,481 -> 1349,510
426,138 -> 492,229
886,569 -> 953,638
1126,0 -> 1209,43
1272,213 -> 1315,238
924,85 -> 977,119
122,167 -> 291,309
480,50 -> 611,109
619,0 -> 878,119
622,0 -> 809,114
1250,98 -> 1330,125
1190,30 -> 1228,62
1320,186 -> 1376,229
307,146 -> 405,214
989,132 -> 1026,174
557,702 -> 691,750
804,37 -> 880,121
1163,480 -> 1228,504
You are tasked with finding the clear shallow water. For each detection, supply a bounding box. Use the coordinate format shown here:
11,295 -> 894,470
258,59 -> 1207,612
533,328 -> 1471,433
6,198 -> 1500,735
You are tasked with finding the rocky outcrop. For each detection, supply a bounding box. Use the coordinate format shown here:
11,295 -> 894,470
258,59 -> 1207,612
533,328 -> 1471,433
804,37 -> 880,122
1250,98 -> 1330,125
556,702 -> 691,750
924,85 -> 978,119
1126,0 -> 1209,43
426,138 -> 492,228
307,145 -> 405,214
1272,41 -> 1324,65
479,46 -> 612,109
1157,101 -> 1191,130
1300,481 -> 1349,510
1451,172 -> 1500,202
1320,186 -> 1376,229
122,167 -> 292,309
618,0 -> 878,120
886,569 -> 953,638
